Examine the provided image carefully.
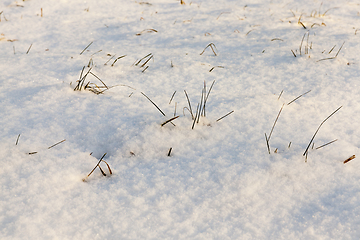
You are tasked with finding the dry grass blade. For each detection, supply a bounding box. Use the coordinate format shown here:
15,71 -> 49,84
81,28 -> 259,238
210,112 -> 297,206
202,80 -> 215,117
101,160 -> 113,174
135,53 -> 152,66
303,106 -> 342,156
287,90 -> 311,105
168,147 -> 172,156
104,55 -> 115,65
209,66 -> 224,72
111,55 -> 126,67
315,139 -> 337,150
161,116 -> 179,127
183,107 -> 193,118
90,72 -> 108,89
192,103 -> 200,129
245,30 -> 254,36
305,32 -> 310,54
335,41 -> 345,57
299,32 -> 306,55
197,85 -> 205,123
80,41 -> 93,55
28,152 -> 38,155
200,43 -> 217,56
142,66 -> 149,73
90,49 -> 102,57
278,90 -> 284,100
136,29 -> 158,36
26,43 -> 33,54
79,66 -> 85,80
268,104 -> 285,141
140,55 -> 153,68
344,155 -> 355,164
169,91 -> 176,104
216,12 -> 231,20
316,57 -> 335,62
141,92 -> 166,116
88,58 -> 93,68
74,67 -> 92,91
265,133 -> 270,154
84,153 -> 107,180
299,21 -> 306,29
328,45 -> 336,54
291,49 -> 297,57
184,90 -> 194,120
174,102 -> 177,116
317,42 -> 345,62
216,110 -> 234,122
48,139 -> 66,149
16,134 -> 21,145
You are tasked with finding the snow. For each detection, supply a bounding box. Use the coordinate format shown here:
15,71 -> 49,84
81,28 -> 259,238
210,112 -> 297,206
1,0 -> 360,239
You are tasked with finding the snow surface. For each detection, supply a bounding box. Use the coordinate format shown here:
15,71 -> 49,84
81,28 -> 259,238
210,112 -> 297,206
1,0 -> 360,239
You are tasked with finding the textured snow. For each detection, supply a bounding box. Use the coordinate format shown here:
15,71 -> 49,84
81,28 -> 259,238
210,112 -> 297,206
1,0 -> 360,239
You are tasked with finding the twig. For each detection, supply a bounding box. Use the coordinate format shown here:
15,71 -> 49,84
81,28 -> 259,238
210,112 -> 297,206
303,106 -> 342,156
216,110 -> 234,122
287,90 -> 311,105
80,41 -> 93,55
291,50 -> 297,57
168,147 -> 172,156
